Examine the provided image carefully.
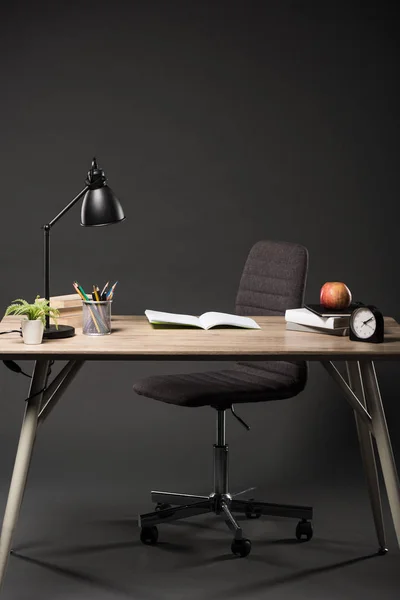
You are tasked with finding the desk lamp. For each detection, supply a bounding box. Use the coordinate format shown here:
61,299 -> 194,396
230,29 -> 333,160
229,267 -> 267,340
43,157 -> 125,339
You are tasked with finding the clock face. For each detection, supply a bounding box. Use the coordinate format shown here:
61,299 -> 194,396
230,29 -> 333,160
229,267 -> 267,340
351,307 -> 377,339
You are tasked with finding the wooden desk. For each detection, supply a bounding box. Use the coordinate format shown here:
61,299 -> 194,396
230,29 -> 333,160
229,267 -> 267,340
1,315 -> 400,360
0,316 -> 399,591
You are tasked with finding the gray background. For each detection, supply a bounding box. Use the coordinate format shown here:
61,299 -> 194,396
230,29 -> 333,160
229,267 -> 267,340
0,2 -> 399,598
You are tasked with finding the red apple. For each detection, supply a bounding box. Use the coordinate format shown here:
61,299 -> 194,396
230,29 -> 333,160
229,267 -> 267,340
320,282 -> 352,310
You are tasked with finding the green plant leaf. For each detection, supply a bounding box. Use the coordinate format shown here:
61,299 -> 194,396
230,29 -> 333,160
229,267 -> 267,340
4,296 -> 61,327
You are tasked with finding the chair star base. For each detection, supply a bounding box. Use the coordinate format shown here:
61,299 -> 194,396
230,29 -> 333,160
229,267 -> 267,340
138,408 -> 313,557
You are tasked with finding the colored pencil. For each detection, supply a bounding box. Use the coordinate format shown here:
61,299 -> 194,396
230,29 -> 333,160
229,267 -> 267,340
74,281 -> 90,301
73,283 -> 86,300
100,281 -> 109,297
74,281 -> 101,333
107,281 -> 118,299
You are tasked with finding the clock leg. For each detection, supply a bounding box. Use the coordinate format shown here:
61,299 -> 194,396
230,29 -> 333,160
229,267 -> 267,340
346,361 -> 387,553
360,361 -> 400,549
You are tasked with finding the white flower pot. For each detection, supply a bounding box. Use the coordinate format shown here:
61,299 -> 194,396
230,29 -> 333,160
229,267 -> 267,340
21,320 -> 44,345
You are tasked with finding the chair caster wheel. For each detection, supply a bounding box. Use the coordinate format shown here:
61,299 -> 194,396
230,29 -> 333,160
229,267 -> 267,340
155,502 -> 172,511
231,538 -> 251,557
295,519 -> 313,541
140,526 -> 159,545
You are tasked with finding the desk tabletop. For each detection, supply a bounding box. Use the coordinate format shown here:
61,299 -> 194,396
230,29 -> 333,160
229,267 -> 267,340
1,316 -> 400,361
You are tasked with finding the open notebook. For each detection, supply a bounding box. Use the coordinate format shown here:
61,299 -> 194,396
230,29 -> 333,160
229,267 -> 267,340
145,310 -> 260,330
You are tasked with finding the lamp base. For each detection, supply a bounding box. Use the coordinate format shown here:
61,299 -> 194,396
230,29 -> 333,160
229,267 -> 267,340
43,324 -> 75,339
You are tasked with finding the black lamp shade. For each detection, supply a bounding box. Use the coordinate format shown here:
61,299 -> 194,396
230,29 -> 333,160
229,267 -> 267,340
80,185 -> 125,227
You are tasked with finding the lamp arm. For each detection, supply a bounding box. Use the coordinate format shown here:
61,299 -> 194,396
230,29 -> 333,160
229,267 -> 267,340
42,185 -> 89,329
47,185 -> 89,229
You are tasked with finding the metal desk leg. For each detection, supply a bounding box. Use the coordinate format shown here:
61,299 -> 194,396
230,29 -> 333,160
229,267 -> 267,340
360,361 -> 400,548
346,361 -> 387,553
0,360 -> 50,592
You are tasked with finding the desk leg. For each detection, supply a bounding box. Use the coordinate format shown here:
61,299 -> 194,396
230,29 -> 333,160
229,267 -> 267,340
346,361 -> 387,553
360,361 -> 400,548
0,360 -> 50,592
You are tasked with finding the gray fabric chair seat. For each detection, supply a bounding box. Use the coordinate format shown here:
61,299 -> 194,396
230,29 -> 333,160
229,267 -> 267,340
134,361 -> 307,408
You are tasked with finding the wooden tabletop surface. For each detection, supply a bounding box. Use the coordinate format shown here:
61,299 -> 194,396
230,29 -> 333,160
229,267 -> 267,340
0,316 -> 399,361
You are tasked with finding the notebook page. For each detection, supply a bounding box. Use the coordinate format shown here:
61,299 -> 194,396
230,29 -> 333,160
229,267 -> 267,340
145,310 -> 200,327
199,312 -> 260,330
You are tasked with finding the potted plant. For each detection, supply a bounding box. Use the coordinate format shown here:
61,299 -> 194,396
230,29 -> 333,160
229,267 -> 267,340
4,296 -> 60,345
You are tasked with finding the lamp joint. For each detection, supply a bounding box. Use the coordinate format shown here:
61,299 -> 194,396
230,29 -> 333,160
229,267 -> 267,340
85,156 -> 107,189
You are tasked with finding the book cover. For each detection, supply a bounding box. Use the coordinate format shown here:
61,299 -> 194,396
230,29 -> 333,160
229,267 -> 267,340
286,322 -> 349,336
38,294 -> 82,309
304,303 -> 362,318
285,307 -> 349,329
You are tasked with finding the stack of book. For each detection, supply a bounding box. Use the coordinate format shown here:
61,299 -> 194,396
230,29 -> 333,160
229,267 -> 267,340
43,293 -> 83,329
285,304 -> 353,336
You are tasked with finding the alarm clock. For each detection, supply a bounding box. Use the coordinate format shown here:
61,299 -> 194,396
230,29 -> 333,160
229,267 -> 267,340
349,305 -> 384,343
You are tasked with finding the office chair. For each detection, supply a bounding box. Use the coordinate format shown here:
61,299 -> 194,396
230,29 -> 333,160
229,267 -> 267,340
134,240 -> 312,557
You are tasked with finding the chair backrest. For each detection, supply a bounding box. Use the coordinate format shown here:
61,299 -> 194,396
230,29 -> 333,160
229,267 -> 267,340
235,240 -> 309,390
236,240 -> 308,316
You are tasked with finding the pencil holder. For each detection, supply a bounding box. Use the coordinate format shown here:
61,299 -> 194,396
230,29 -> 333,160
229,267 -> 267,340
82,300 -> 112,335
